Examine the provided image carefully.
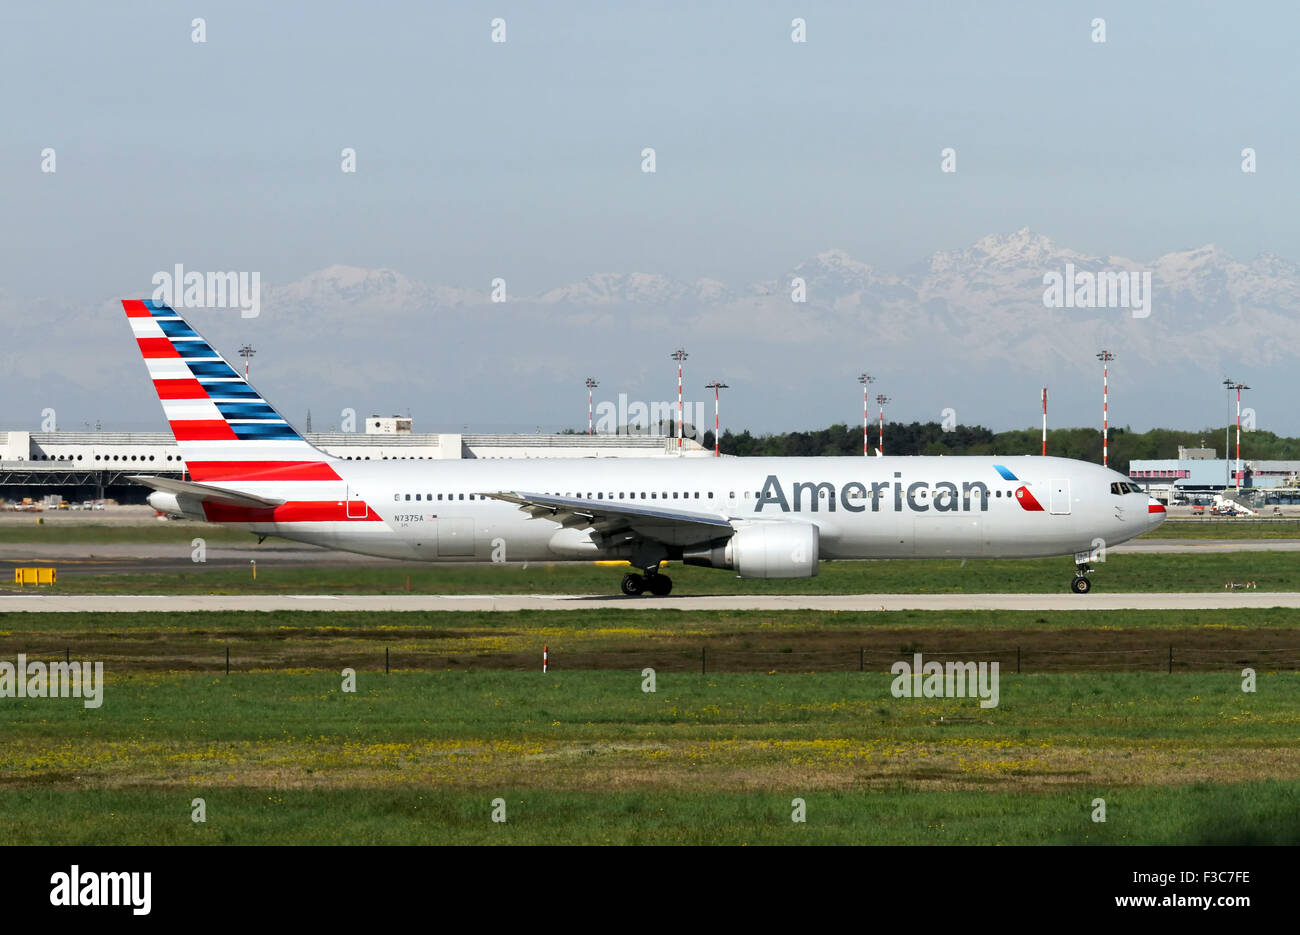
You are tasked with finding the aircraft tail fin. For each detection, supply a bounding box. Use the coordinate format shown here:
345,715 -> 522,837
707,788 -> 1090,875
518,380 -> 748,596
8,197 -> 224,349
122,299 -> 341,483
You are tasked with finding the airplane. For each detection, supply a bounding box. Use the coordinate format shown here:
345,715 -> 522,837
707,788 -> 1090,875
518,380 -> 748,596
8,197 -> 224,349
123,298 -> 1166,595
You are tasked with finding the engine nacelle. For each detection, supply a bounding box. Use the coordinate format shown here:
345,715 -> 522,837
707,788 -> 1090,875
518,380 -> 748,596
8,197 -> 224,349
683,522 -> 819,578
147,490 -> 207,522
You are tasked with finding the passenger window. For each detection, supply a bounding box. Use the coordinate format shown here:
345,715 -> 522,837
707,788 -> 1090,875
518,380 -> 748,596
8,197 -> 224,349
405,494 -> 411,501
415,494 -> 421,501
459,494 -> 465,500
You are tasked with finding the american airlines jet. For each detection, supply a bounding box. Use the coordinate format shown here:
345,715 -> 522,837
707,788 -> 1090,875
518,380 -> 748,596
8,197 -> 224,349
124,299 -> 1166,596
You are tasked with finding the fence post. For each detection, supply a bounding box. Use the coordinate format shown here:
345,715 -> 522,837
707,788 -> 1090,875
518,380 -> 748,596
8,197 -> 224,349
1168,644 -> 1173,674
225,645 -> 230,675
701,647 -> 706,675
1017,646 -> 1021,675
859,647 -> 864,672
385,646 -> 390,674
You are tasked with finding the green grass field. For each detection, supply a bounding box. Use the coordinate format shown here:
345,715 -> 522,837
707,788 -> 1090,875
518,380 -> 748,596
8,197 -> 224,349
1146,520 -> 1300,539
0,523 -> 251,545
3,550 -> 1299,595
3,608 -> 1299,673
4,514 -> 1299,844
2,669 -> 1298,844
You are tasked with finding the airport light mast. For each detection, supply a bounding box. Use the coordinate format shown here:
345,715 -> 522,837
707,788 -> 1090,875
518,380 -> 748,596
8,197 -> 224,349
239,344 -> 256,379
875,394 -> 890,455
671,349 -> 687,451
1222,378 -> 1233,489
1224,379 -> 1250,491
1096,351 -> 1115,466
705,381 -> 728,457
859,373 -> 875,455
1041,387 -> 1048,456
585,378 -> 598,435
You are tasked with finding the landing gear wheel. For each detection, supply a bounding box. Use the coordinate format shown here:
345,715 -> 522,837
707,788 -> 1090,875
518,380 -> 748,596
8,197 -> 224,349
648,575 -> 673,596
620,573 -> 645,596
1071,576 -> 1092,594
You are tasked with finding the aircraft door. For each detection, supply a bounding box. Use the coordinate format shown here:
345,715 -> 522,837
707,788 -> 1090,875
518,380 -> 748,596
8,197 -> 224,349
345,485 -> 368,519
1049,479 -> 1071,515
437,518 -> 476,557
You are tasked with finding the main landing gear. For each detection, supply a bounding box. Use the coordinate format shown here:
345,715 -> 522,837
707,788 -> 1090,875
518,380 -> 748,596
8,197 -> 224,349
621,571 -> 673,596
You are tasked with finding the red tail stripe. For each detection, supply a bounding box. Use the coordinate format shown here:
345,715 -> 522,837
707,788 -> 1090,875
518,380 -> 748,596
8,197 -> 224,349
170,420 -> 238,441
137,337 -> 180,358
186,461 -> 342,482
202,501 -> 382,523
154,378 -> 209,400
122,299 -> 151,318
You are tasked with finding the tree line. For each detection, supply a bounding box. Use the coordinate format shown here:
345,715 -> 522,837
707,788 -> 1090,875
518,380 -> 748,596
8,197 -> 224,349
696,423 -> 1300,464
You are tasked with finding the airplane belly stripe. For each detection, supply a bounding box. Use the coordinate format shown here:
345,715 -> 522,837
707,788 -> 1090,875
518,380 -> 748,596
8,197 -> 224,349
202,501 -> 384,523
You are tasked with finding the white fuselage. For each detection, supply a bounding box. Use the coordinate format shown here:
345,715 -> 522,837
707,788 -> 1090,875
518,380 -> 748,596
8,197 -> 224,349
219,455 -> 1164,563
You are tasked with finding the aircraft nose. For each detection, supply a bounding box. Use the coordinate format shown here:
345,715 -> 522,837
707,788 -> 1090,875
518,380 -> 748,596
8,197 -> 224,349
1146,497 -> 1167,526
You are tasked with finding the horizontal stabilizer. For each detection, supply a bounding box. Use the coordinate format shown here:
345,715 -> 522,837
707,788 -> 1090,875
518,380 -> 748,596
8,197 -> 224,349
128,475 -> 287,509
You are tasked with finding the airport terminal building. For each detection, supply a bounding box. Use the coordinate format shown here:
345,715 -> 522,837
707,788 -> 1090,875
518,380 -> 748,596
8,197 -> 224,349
1129,446 -> 1300,503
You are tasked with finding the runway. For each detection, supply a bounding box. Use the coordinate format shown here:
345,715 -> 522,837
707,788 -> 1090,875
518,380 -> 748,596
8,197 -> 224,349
3,538 -> 1299,577
3,591 -> 1299,613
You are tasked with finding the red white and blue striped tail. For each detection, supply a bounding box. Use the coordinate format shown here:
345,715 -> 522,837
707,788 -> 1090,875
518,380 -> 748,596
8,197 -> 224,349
122,298 -> 341,484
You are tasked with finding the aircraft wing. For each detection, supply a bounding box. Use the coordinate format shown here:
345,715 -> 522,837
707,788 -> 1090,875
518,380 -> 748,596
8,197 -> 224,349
128,475 -> 287,509
478,491 -> 733,547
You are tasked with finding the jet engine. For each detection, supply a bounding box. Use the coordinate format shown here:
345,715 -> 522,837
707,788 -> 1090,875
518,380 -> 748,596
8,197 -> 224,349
683,521 -> 819,578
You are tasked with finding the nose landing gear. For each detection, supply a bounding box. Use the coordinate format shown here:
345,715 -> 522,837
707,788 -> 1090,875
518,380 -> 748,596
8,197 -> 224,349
1071,556 -> 1093,593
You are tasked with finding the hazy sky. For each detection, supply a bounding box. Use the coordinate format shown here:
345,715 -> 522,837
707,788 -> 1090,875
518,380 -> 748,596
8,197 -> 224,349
2,2 -> 1297,439
3,1 -> 1296,300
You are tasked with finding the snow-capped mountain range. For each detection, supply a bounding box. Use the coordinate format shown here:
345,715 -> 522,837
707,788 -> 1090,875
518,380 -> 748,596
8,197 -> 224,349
8,230 -> 1298,435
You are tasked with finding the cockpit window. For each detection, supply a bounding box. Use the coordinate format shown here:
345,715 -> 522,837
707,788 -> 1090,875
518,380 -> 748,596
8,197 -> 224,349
1111,482 -> 1139,495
